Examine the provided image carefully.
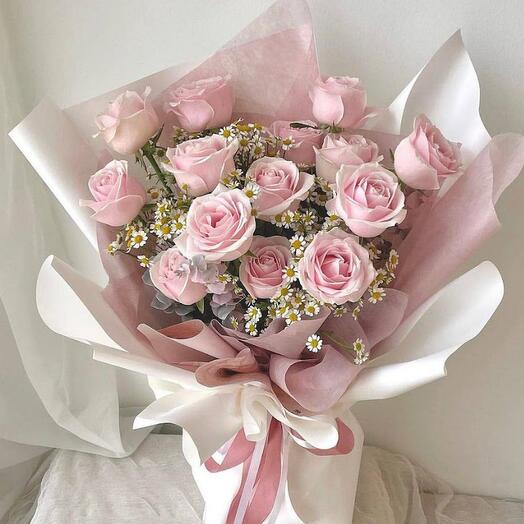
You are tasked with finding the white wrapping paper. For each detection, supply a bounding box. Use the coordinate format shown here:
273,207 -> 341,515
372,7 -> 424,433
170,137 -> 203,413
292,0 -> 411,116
33,255 -> 503,523
9,2 -> 518,521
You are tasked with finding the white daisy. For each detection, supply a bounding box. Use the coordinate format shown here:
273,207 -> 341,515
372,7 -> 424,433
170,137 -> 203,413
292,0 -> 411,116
301,209 -> 317,226
281,210 -> 296,229
333,306 -> 348,318
243,182 -> 260,201
275,303 -> 290,318
270,213 -> 283,227
365,242 -> 382,261
282,264 -> 298,283
353,338 -> 369,365
152,221 -> 175,240
155,198 -> 173,218
218,125 -> 238,141
352,300 -> 363,319
238,134 -> 251,151
147,187 -> 163,201
229,168 -> 243,179
172,217 -> 186,235
372,269 -> 388,287
129,230 -> 147,248
290,290 -> 306,308
280,135 -> 295,151
244,306 -> 262,322
304,301 -> 320,317
289,234 -> 307,256
284,308 -> 301,325
137,255 -> 151,268
316,177 -> 332,193
306,334 -> 323,353
274,285 -> 292,301
107,240 -> 120,255
245,321 -> 258,336
387,249 -> 399,270
250,139 -> 266,158
368,287 -> 386,304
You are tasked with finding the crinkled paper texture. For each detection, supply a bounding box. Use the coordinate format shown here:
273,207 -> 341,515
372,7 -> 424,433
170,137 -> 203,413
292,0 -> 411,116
9,0 -> 524,522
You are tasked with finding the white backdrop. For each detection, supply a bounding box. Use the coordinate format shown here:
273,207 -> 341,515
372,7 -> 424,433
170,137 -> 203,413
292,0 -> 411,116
2,0 -> 524,500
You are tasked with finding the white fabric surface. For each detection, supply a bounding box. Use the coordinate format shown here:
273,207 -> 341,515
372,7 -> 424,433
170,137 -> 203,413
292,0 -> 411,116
0,6 -> 156,519
4,435 -> 524,524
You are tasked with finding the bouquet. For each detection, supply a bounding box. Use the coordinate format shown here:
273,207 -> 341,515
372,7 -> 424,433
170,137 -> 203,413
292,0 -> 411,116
10,1 -> 524,522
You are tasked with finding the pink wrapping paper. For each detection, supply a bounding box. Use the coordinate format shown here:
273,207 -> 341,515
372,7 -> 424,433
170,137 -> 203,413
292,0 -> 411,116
9,0 -> 524,522
156,0 -> 318,130
394,133 -> 524,315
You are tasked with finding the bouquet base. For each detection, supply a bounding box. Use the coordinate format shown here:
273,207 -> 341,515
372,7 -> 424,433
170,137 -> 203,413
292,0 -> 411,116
182,411 -> 364,524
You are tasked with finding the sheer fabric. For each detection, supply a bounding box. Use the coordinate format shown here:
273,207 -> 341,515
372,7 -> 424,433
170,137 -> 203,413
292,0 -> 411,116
0,7 -> 151,520
0,2 -> 319,518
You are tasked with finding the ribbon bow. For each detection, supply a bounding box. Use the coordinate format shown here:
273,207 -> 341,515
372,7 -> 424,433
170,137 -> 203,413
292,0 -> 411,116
205,416 -> 354,524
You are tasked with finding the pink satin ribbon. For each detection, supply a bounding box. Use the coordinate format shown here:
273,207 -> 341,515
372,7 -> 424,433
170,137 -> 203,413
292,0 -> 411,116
204,417 -> 354,523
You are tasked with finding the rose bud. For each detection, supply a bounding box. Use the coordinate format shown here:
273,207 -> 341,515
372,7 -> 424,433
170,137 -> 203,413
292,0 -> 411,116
163,135 -> 238,197
164,75 -> 234,133
80,160 -> 146,227
309,76 -> 367,129
394,114 -> 462,190
271,120 -> 323,165
150,247 -> 207,306
95,87 -> 160,155
298,228 -> 375,305
315,134 -> 380,183
327,163 -> 406,238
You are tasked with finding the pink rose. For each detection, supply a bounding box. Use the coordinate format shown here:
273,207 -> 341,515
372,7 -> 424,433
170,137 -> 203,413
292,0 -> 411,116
309,77 -> 367,129
328,163 -> 406,238
315,134 -> 380,183
246,157 -> 314,219
80,160 -> 146,227
164,135 -> 238,196
239,236 -> 291,299
150,247 -> 207,306
271,120 -> 323,165
394,114 -> 462,190
176,189 -> 255,262
95,87 -> 160,155
298,228 -> 375,305
164,76 -> 234,133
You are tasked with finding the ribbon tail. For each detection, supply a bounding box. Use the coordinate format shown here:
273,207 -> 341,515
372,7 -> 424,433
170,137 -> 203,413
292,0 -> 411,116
226,452 -> 253,524
204,416 -> 356,524
242,418 -> 283,524
205,430 -> 256,473
266,428 -> 291,524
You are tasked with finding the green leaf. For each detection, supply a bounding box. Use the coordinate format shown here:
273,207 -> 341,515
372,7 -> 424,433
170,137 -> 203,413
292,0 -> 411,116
389,148 -> 395,163
196,298 -> 205,314
289,121 -> 318,129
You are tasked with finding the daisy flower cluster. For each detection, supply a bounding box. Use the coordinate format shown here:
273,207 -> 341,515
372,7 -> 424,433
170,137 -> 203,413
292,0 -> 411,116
84,74 -> 461,365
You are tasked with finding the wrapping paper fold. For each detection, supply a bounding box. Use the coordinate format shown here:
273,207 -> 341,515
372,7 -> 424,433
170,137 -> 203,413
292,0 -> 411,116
10,0 -> 524,522
35,253 -> 504,523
